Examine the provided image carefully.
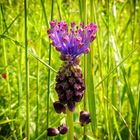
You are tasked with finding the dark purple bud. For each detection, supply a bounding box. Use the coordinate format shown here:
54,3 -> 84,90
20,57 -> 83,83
71,22 -> 76,28
74,70 -> 82,78
89,35 -> 95,42
76,77 -> 84,84
79,111 -> 91,126
80,22 -> 84,28
47,128 -> 59,136
1,73 -> 7,79
55,84 -> 63,94
59,94 -> 67,104
53,101 -> 66,114
84,48 -> 90,54
68,77 -> 76,85
73,57 -> 80,65
62,82 -> 70,90
66,90 -> 73,100
56,73 -> 65,82
81,83 -> 85,91
67,101 -> 75,112
50,20 -> 56,28
60,54 -> 73,61
74,83 -> 82,90
58,123 -> 68,135
74,91 -> 83,102
47,29 -> 53,34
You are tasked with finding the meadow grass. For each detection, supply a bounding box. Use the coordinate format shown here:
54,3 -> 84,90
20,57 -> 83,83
0,0 -> 140,140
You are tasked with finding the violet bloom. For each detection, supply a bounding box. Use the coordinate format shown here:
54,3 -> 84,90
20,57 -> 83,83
47,21 -> 97,112
47,20 -> 97,61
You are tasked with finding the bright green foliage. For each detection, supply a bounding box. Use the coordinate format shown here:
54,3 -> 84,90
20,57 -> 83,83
0,0 -> 140,140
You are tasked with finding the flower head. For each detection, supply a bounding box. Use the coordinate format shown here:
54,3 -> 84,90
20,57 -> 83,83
47,20 -> 97,61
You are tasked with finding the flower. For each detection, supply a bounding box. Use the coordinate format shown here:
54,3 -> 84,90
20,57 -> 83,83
58,123 -> 68,135
47,128 -> 59,136
79,111 -> 91,126
47,20 -> 97,61
47,20 -> 97,113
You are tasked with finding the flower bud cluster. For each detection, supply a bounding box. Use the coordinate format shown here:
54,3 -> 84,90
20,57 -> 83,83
54,62 -> 85,112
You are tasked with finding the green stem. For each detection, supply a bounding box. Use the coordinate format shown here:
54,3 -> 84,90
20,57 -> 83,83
82,0 -> 87,138
24,0 -> 30,139
67,110 -> 74,140
67,109 -> 74,140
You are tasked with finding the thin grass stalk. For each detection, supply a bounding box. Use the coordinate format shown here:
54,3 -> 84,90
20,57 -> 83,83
129,2 -> 134,138
17,5 -> 23,138
35,7 -> 43,138
105,1 -> 112,139
136,66 -> 140,139
24,0 -> 30,139
87,0 -> 97,135
81,0 -> 88,139
56,0 -> 62,20
136,1 -> 140,139
39,2 -> 52,138
92,1 -> 106,137
36,41 -> 40,138
44,0 -> 54,139
111,78 -> 122,140
78,0 -> 82,22
40,0 -> 49,28
17,29 -> 23,139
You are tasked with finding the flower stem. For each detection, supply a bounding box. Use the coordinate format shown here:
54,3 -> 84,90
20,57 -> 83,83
67,109 -> 74,140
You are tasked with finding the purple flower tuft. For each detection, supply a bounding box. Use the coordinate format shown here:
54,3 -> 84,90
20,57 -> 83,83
47,20 -> 97,61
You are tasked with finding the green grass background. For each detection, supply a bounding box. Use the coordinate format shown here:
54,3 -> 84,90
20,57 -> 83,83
0,0 -> 140,139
